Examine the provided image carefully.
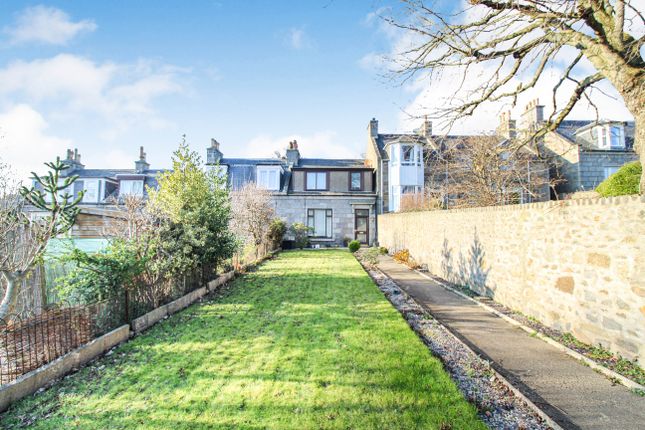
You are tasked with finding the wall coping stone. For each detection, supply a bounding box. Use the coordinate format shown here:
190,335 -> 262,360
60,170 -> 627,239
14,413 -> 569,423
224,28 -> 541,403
379,195 -> 644,217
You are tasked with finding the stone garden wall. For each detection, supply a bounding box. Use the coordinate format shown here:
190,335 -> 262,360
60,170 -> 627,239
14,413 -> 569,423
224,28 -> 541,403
378,195 -> 645,360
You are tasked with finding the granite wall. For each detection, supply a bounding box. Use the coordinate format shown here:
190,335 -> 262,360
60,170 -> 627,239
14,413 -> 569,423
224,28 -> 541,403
378,195 -> 645,360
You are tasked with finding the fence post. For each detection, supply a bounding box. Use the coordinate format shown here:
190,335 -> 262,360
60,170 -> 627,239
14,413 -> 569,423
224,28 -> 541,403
124,289 -> 130,324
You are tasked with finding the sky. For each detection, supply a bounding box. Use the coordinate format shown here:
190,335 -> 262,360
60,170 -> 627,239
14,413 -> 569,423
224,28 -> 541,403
0,0 -> 639,181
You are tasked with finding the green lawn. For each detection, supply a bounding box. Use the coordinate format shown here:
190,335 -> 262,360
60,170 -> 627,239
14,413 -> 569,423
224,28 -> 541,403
1,250 -> 485,430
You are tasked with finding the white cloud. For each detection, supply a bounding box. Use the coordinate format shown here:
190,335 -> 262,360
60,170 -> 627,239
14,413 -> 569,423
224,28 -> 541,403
367,1 -> 636,134
4,5 -> 96,45
0,104 -> 72,183
0,104 -> 143,183
235,131 -> 359,160
285,27 -> 311,50
0,54 -> 186,137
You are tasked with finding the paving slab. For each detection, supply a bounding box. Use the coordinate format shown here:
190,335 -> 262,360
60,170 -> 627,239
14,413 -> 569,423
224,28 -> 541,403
377,255 -> 645,430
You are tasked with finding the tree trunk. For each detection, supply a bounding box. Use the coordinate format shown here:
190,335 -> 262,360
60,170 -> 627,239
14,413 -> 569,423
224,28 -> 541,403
0,274 -> 18,319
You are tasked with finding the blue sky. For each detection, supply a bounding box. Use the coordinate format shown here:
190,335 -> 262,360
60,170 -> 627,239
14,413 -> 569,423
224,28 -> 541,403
0,1 -> 636,180
0,0 -> 420,179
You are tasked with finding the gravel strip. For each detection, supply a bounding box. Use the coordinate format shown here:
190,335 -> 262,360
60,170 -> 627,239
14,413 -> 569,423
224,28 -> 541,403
364,264 -> 553,430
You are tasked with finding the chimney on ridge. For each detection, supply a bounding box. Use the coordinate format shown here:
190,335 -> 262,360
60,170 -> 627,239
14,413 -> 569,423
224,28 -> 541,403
135,146 -> 150,173
286,140 -> 300,166
206,138 -> 223,165
368,118 -> 379,139
519,98 -> 544,133
496,111 -> 517,139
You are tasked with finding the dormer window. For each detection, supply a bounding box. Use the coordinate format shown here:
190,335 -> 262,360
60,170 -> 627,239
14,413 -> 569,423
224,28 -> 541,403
596,124 -> 625,149
256,166 -> 281,190
120,179 -> 144,197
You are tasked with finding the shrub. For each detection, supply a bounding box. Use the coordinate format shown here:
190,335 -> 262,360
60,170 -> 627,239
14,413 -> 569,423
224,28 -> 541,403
266,218 -> 287,250
348,240 -> 361,253
393,249 -> 410,264
393,248 -> 420,269
55,240 -> 147,303
289,223 -> 312,249
596,161 -> 641,197
362,247 -> 382,267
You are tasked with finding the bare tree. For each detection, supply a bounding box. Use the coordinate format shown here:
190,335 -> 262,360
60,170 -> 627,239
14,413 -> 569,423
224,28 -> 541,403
386,0 -> 645,192
229,183 -> 275,259
0,159 -> 83,318
424,136 -> 553,208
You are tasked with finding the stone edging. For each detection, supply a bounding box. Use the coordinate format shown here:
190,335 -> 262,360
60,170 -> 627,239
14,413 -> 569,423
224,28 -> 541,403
414,269 -> 645,392
0,325 -> 130,413
362,262 -> 562,430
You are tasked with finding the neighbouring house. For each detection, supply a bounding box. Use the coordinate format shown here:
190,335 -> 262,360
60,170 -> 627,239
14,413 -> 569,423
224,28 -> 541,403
516,100 -> 638,196
365,118 -> 425,213
366,116 -> 549,211
30,147 -> 163,238
206,139 -> 377,246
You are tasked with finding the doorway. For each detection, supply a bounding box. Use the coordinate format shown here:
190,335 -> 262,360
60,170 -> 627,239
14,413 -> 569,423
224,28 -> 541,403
354,209 -> 369,245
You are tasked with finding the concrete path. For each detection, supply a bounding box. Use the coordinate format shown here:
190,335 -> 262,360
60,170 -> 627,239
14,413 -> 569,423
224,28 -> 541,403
377,256 -> 645,430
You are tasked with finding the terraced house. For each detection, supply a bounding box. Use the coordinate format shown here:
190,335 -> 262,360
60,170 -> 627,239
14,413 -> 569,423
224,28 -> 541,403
206,139 -> 378,247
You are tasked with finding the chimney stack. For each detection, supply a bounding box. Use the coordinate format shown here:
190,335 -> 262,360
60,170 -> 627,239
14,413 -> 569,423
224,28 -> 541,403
286,140 -> 300,166
519,98 -> 544,133
419,116 -> 432,137
62,148 -> 84,175
206,138 -> 223,165
135,146 -> 150,173
368,118 -> 378,139
496,111 -> 517,139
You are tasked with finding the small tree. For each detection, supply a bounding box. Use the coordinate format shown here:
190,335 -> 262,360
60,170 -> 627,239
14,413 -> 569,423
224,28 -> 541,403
230,182 -> 275,258
0,158 -> 83,317
147,138 -> 235,277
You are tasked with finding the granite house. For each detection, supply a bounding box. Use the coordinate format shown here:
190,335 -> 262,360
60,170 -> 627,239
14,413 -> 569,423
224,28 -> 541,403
207,139 -> 377,247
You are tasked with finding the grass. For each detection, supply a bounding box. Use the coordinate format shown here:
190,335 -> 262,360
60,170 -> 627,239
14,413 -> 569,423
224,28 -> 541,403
1,250 -> 485,430
558,333 -> 645,386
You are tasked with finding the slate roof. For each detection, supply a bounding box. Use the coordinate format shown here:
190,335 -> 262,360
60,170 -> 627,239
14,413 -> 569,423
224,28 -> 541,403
298,158 -> 366,168
376,133 -> 429,153
555,120 -> 635,150
220,158 -> 284,166
72,168 -> 166,179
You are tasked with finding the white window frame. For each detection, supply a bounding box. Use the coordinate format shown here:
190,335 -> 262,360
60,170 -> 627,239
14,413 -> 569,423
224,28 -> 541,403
119,179 -> 144,197
609,126 -> 625,149
306,171 -> 327,190
256,166 -> 281,191
596,125 -> 625,150
83,179 -> 100,203
603,166 -> 620,180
